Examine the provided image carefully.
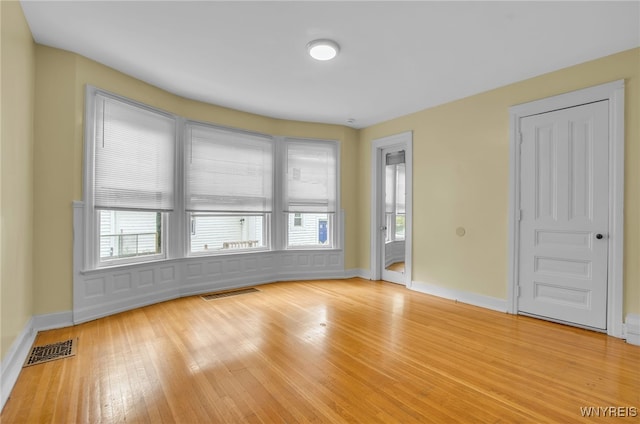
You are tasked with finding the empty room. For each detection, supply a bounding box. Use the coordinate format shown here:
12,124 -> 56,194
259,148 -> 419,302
1,1 -> 639,422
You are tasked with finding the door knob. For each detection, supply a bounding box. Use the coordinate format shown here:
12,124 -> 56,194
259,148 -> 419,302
595,233 -> 604,240
380,226 -> 387,231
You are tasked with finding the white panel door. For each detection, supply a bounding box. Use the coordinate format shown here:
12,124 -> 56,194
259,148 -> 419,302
518,100 -> 609,329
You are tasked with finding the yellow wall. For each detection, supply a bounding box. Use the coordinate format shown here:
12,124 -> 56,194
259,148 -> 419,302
359,48 -> 640,316
33,47 -> 76,315
1,1 -> 36,359
32,47 -> 360,314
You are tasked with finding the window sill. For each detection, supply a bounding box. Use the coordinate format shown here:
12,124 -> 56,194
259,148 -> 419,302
285,247 -> 342,252
187,247 -> 271,258
81,256 -> 171,275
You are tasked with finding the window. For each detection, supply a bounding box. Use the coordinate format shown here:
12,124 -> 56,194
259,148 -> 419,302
283,139 -> 338,248
287,213 -> 332,247
99,210 -> 162,260
185,122 -> 273,253
85,87 -> 340,268
385,152 -> 405,242
395,163 -> 406,240
89,89 -> 176,266
190,214 -> 265,252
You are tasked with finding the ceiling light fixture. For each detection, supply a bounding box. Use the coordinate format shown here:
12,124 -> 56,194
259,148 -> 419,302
307,39 -> 340,61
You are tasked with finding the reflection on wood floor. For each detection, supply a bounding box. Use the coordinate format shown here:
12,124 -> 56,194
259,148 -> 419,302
385,261 -> 405,273
2,278 -> 638,423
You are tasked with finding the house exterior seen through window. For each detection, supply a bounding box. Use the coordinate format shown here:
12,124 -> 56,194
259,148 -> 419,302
288,213 -> 331,246
190,214 -> 265,252
99,210 -> 162,260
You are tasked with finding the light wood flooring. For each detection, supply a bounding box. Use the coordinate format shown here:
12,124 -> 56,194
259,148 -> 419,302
2,278 -> 638,423
385,262 -> 405,273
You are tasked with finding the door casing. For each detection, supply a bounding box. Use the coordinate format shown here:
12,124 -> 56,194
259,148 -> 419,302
370,131 -> 413,285
507,80 -> 625,337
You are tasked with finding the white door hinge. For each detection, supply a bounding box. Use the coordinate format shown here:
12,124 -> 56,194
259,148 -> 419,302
518,132 -> 523,144
517,209 -> 522,221
516,285 -> 521,298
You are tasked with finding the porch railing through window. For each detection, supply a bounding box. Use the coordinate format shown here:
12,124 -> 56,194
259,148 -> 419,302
101,232 -> 159,259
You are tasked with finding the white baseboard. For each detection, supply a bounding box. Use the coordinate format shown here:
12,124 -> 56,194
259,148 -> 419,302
0,318 -> 35,411
344,268 -> 371,280
624,313 -> 640,346
32,311 -> 74,332
1,311 -> 74,411
411,280 -> 508,313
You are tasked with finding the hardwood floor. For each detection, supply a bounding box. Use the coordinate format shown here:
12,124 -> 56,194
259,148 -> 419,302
385,262 -> 405,273
2,278 -> 638,423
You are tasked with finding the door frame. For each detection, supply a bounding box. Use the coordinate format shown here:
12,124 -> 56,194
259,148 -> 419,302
507,80 -> 625,337
370,131 -> 413,285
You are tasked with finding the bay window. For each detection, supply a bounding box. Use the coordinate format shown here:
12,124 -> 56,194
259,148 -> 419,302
85,86 -> 339,269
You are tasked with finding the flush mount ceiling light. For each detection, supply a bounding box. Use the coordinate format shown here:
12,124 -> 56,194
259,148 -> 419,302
307,39 -> 340,61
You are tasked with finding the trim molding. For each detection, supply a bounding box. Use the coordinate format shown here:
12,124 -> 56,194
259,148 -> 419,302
624,314 -> 640,346
507,80 -> 625,337
370,131 -> 413,285
411,280 -> 508,313
344,268 -> 372,280
0,318 -> 35,411
32,311 -> 74,332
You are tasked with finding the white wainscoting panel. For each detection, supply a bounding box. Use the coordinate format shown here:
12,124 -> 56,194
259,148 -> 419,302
75,263 -> 182,324
73,203 -> 348,324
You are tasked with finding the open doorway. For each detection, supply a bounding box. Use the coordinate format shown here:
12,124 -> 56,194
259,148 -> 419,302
370,132 -> 413,286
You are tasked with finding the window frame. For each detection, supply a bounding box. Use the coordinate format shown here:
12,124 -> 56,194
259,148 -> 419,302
280,138 -> 340,250
183,119 -> 275,256
83,86 -> 180,269
97,210 -> 168,266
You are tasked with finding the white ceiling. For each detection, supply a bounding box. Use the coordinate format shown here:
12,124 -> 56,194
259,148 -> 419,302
20,1 -> 640,128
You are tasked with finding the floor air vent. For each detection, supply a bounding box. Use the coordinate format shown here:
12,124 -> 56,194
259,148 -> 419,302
24,338 -> 77,367
200,287 -> 259,301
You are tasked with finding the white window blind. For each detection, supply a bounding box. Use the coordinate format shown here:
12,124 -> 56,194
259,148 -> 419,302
385,165 -> 395,214
284,140 -> 337,213
396,164 -> 406,214
385,152 -> 405,214
185,123 -> 273,212
94,93 -> 176,211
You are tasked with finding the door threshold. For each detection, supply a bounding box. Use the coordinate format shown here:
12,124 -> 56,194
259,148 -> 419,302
518,311 -> 607,334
